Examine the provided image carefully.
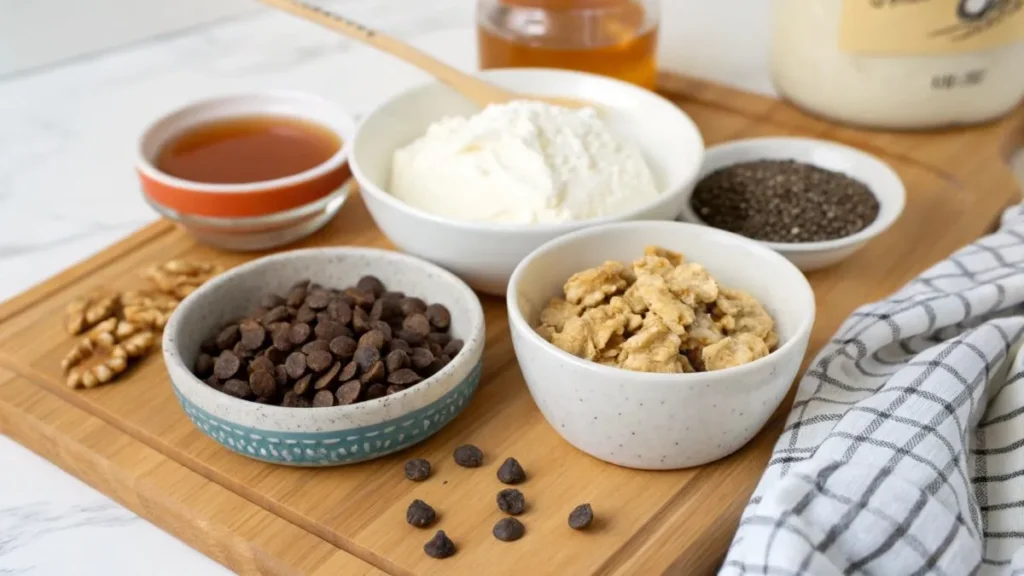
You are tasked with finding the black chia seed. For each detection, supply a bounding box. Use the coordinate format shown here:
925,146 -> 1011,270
690,160 -> 880,243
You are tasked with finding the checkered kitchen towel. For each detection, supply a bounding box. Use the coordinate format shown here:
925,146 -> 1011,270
721,206 -> 1024,576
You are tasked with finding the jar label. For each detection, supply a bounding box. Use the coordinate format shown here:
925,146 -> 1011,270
840,0 -> 1024,55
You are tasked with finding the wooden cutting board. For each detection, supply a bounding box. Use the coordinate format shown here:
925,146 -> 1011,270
0,74 -> 1021,576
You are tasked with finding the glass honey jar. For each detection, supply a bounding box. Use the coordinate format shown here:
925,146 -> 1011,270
476,0 -> 660,90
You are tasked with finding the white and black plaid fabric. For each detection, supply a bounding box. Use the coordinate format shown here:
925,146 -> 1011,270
721,206 -> 1024,576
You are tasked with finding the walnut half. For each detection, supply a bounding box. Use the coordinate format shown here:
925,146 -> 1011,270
64,331 -> 156,389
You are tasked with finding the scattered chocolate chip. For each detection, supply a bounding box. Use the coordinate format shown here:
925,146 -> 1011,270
365,383 -> 387,400
497,489 -> 526,515
443,339 -> 464,357
387,368 -> 422,386
301,339 -> 330,355
568,504 -> 593,530
249,370 -> 277,398
314,361 -> 342,390
336,380 -> 362,404
194,353 -> 214,377
425,304 -> 451,331
423,530 -> 456,559
215,324 -> 240,350
222,378 -> 252,399
404,458 -> 431,481
406,499 -> 437,528
454,445 -> 483,468
284,352 -> 307,379
497,457 -> 526,484
312,389 -> 335,407
492,518 -> 525,542
213,351 -> 241,379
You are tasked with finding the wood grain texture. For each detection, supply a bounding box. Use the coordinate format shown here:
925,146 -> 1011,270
0,77 -> 1021,576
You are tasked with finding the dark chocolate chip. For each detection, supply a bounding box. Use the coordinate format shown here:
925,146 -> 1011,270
427,341 -> 444,359
356,275 -> 386,298
281,390 -> 300,407
492,518 -> 525,542
400,297 -> 427,316
204,375 -> 222,389
404,458 -> 431,481
387,368 -> 422,386
443,339 -> 464,357
200,335 -> 220,354
335,380 -> 361,404
293,374 -> 313,396
286,285 -> 308,308
425,304 -> 451,331
423,530 -> 455,559
381,290 -> 404,301
403,313 -> 431,337
305,289 -> 330,310
301,339 -> 330,355
568,504 -> 593,530
371,298 -> 403,322
284,352 -> 307,379
327,337 -> 357,362
358,329 -> 386,351
314,361 -> 342,390
314,320 -> 345,341
397,329 -> 425,347
453,444 -> 483,468
344,287 -> 375,308
261,305 -> 290,325
497,457 -> 526,484
497,489 -> 526,515
312,389 -> 335,407
306,350 -> 334,373
424,357 -> 446,376
410,347 -> 434,371
369,320 -> 392,341
352,306 -> 371,333
271,324 -> 294,352
390,339 -> 412,355
294,305 -> 316,324
360,360 -> 386,384
425,332 -> 450,347
354,346 -> 380,372
295,396 -> 312,408
385,349 -> 409,373
231,341 -> 254,360
326,299 -> 352,324
259,293 -> 285,309
289,322 -> 312,345
365,383 -> 386,400
250,370 -> 277,398
194,353 -> 214,377
406,499 -> 436,528
250,355 -> 275,375
338,360 -> 358,382
222,378 -> 252,399
274,365 -> 289,387
213,351 -> 241,379
215,324 -> 240,350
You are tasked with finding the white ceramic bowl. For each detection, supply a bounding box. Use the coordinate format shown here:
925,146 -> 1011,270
163,248 -> 485,466
678,137 -> 906,272
351,68 -> 705,296
507,221 -> 816,470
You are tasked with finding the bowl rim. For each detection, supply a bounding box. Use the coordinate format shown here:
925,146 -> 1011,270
506,220 -> 816,384
350,67 -> 706,234
678,136 -> 906,254
136,89 -> 356,194
163,247 -> 486,419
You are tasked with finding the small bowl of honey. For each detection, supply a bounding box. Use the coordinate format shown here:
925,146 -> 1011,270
136,91 -> 355,251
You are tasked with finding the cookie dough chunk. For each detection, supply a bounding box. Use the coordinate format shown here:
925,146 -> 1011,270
714,288 -> 778,349
539,298 -> 581,332
702,333 -> 769,372
563,261 -> 633,307
617,317 -> 685,373
631,275 -> 695,336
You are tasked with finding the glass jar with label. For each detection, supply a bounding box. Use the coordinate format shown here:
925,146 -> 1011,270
476,0 -> 660,90
771,0 -> 1024,130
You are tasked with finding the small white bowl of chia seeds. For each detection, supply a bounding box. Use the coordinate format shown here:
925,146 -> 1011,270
678,137 -> 906,272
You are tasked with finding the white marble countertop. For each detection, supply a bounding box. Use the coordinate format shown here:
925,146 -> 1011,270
0,1 -> 1018,573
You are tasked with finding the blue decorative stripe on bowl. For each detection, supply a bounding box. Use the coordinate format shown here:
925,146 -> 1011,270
173,361 -> 482,466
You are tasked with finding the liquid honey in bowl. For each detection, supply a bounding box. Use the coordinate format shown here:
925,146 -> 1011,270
156,115 -> 341,184
476,0 -> 659,90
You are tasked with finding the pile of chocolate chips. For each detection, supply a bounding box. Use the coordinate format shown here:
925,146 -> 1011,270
192,276 -> 462,407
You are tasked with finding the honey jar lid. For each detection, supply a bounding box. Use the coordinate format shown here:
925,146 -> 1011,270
499,0 -> 630,9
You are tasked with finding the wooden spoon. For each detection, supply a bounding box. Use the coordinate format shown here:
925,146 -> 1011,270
259,0 -> 590,109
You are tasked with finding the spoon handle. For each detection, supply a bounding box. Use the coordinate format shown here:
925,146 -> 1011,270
258,0 -> 515,108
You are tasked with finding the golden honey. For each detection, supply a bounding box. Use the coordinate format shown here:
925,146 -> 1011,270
477,0 -> 659,90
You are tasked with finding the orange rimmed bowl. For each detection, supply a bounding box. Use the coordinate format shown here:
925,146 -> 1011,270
136,91 -> 356,251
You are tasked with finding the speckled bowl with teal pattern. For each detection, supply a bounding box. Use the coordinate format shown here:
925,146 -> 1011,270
163,248 -> 485,466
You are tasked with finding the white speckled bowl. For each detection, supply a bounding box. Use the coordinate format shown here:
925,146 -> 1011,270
507,221 -> 815,470
351,68 -> 705,296
163,248 -> 485,466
